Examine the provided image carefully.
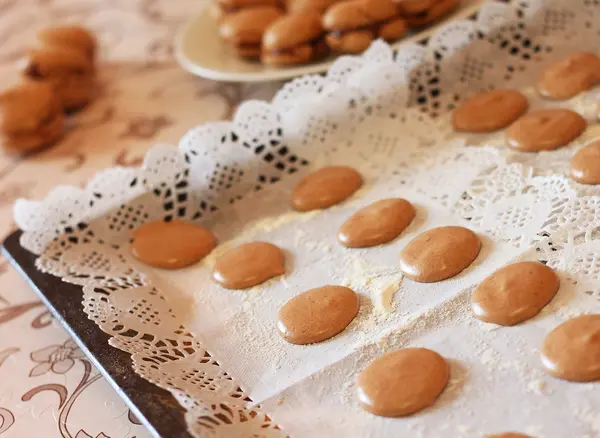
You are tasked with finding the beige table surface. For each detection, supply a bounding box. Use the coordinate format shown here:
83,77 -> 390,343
0,1 -> 280,436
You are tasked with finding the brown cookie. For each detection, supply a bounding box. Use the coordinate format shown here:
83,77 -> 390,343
24,46 -> 94,111
38,26 -> 97,62
472,261 -> 559,326
131,220 -> 217,269
287,0 -> 341,13
399,226 -> 481,283
262,11 -> 326,65
213,0 -> 282,21
379,17 -> 409,41
538,52 -> 600,100
323,0 -> 407,54
277,285 -> 360,344
541,314 -> 600,382
0,81 -> 64,154
405,0 -> 459,27
291,166 -> 363,211
212,242 -> 285,289
219,6 -> 283,58
452,89 -> 529,133
338,198 -> 415,248
357,348 -> 449,417
570,140 -> 600,185
506,108 -> 586,152
325,30 -> 373,54
397,0 -> 437,15
323,0 -> 399,30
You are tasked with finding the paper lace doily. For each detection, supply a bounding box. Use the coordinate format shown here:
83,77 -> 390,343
13,0 -> 600,436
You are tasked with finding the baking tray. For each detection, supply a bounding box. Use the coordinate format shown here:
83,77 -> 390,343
1,230 -> 192,438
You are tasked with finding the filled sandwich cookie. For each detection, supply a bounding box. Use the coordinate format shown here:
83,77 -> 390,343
0,25 -> 99,156
0,81 -> 64,154
287,0 -> 341,13
38,25 -> 97,63
24,46 -> 94,111
219,6 -> 283,58
396,0 -> 437,15
323,0 -> 408,54
401,0 -> 459,27
210,0 -> 283,21
209,0 -> 459,64
261,11 -> 327,65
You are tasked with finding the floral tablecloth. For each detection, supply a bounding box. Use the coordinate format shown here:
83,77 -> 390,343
0,1 -> 279,436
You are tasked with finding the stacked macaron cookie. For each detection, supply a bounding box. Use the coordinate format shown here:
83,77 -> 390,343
218,0 -> 329,65
25,25 -> 98,112
211,0 -> 284,21
287,0 -> 341,13
323,0 -> 408,54
219,6 -> 284,58
262,11 -> 328,65
214,0 -> 462,65
1,25 -> 98,155
0,81 -> 65,154
396,0 -> 459,27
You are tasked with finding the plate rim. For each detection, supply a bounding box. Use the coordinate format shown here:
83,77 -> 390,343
175,0 -> 486,83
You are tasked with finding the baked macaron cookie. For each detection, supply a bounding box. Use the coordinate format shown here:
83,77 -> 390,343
323,0 -> 408,54
287,0 -> 341,13
24,46 -> 94,111
537,52 -> 600,100
403,0 -> 459,27
452,89 -> 529,133
0,81 -> 64,154
38,25 -> 97,63
262,11 -> 327,66
219,6 -> 283,58
211,0 -> 282,21
396,0 -> 437,15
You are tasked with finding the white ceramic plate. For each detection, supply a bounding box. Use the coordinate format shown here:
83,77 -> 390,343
175,0 -> 485,83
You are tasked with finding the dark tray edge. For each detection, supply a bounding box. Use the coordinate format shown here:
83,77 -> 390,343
2,230 -> 193,438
